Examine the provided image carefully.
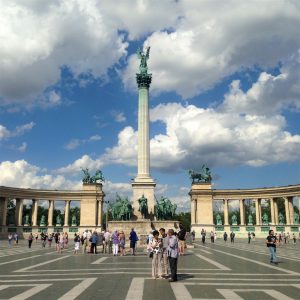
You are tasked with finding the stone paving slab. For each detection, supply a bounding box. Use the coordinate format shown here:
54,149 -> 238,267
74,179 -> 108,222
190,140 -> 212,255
0,239 -> 299,299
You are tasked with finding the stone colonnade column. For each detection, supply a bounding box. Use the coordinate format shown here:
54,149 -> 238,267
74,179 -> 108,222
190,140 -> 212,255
288,197 -> 294,225
284,197 -> 291,225
0,197 -> 8,226
15,198 -> 23,226
239,199 -> 245,225
255,199 -> 260,225
224,199 -> 229,225
273,198 -> 279,225
270,198 -> 275,225
97,200 -> 103,227
32,199 -> 38,226
64,201 -> 70,226
48,200 -> 54,226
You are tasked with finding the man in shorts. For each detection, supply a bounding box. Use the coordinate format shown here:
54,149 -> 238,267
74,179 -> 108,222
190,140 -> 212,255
266,229 -> 278,265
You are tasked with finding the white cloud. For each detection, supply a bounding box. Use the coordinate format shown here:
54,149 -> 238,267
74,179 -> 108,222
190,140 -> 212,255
64,135 -> 101,150
56,154 -> 103,174
122,1 -> 300,98
0,122 -> 35,140
0,0 -> 128,109
0,160 -> 81,189
17,142 -> 27,153
110,110 -> 126,123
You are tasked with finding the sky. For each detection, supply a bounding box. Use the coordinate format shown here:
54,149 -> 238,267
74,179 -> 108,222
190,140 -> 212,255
1,0 -> 300,212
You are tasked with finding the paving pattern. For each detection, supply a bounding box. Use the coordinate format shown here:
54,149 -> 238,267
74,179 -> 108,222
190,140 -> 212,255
0,238 -> 299,299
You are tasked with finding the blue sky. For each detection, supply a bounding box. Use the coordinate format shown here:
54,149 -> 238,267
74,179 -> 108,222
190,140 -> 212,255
1,1 -> 300,211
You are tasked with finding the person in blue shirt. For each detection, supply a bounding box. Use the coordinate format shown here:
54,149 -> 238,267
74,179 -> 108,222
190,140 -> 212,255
129,228 -> 138,256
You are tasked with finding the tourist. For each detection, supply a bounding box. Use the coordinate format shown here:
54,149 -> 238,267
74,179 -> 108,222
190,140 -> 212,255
129,228 -> 138,256
90,231 -> 98,254
201,228 -> 206,244
8,233 -> 13,247
82,230 -> 88,254
64,232 -> 69,249
59,232 -> 64,253
210,231 -> 214,243
230,231 -> 235,243
178,224 -> 186,256
119,231 -> 126,256
74,233 -> 80,254
14,232 -> 19,245
167,228 -> 179,282
278,233 -> 282,246
104,230 -> 111,254
48,233 -> 53,247
159,228 -> 169,278
54,232 -> 60,252
292,233 -> 296,244
35,232 -> 38,243
251,232 -> 256,241
248,232 -> 251,244
98,231 -> 105,253
191,230 -> 195,242
214,232 -> 217,242
28,233 -> 33,248
147,230 -> 154,245
223,232 -> 228,243
41,232 -> 47,247
112,230 -> 119,256
266,229 -> 278,265
87,230 -> 92,253
149,230 -> 163,279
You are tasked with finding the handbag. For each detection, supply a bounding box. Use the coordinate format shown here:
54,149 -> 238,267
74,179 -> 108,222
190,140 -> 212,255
149,251 -> 153,258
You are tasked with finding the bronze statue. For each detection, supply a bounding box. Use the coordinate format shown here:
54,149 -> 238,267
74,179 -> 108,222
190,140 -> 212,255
40,215 -> 46,226
278,212 -> 285,224
216,213 -> 222,225
189,165 -> 212,183
71,214 -> 77,226
137,46 -> 150,74
110,194 -> 133,221
155,196 -> 177,220
294,211 -> 299,224
262,213 -> 269,225
138,194 -> 148,218
81,168 -> 105,183
231,214 -> 237,225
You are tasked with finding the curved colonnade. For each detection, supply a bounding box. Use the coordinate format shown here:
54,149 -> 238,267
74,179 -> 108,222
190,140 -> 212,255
190,183 -> 300,236
0,184 -> 105,236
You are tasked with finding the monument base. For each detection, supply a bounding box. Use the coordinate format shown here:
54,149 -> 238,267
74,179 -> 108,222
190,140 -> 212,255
108,220 -> 180,244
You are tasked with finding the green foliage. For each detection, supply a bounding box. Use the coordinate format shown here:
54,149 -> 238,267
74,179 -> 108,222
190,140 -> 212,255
175,212 -> 191,231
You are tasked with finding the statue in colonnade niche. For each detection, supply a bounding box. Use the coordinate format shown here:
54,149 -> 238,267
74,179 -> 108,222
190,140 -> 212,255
138,194 -> 148,219
40,215 -> 46,226
56,214 -> 62,226
24,214 -> 30,226
278,212 -> 285,225
231,214 -> 237,225
262,213 -> 269,225
216,213 -> 222,225
71,214 -> 77,226
248,214 -> 253,225
294,211 -> 299,224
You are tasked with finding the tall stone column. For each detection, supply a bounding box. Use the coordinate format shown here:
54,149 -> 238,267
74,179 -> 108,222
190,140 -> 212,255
132,47 -> 156,219
224,199 -> 229,225
273,198 -> 279,224
270,198 -> 275,225
255,199 -> 260,225
64,201 -> 70,226
239,199 -> 245,225
48,200 -> 54,226
288,197 -> 294,225
15,198 -> 23,226
0,197 -> 8,226
97,200 -> 103,227
284,197 -> 291,225
32,199 -> 38,226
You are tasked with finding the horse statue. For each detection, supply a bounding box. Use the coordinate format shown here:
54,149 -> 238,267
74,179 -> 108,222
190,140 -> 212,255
155,196 -> 177,220
110,194 -> 133,221
91,169 -> 105,183
189,164 -> 212,183
81,168 -> 91,183
138,194 -> 148,218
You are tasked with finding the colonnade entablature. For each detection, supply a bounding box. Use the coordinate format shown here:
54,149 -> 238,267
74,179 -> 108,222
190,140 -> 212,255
0,183 -> 105,235
190,183 -> 300,236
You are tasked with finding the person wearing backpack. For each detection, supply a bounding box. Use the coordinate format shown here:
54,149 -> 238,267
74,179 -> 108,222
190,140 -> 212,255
177,224 -> 186,256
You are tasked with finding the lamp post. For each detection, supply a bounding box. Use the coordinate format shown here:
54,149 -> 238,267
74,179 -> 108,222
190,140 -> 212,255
105,200 -> 109,230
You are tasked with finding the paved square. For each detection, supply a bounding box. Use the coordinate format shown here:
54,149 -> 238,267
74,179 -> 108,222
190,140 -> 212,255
0,239 -> 299,299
